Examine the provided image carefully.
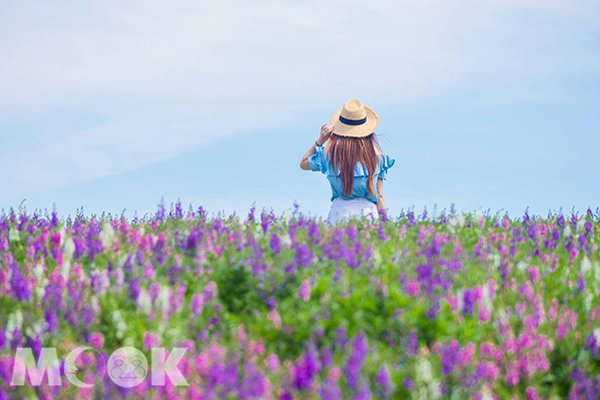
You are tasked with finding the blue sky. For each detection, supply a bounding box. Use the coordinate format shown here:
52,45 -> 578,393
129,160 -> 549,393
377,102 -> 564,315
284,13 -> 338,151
1,0 -> 599,219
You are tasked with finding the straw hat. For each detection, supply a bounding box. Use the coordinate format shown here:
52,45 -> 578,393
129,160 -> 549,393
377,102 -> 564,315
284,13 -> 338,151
329,98 -> 379,138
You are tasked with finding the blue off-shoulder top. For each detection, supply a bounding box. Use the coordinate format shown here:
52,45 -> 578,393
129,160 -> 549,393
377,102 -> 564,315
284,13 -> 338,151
308,144 -> 395,204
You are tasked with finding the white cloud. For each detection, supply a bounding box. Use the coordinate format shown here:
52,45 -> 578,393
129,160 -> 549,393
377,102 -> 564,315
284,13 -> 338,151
0,0 -> 598,202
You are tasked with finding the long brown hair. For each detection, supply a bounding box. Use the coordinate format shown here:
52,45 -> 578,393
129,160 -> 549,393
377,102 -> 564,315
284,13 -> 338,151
326,133 -> 381,197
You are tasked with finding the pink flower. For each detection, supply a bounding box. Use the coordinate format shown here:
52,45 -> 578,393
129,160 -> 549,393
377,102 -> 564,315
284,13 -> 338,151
479,307 -> 491,322
557,310 -> 578,340
268,309 -> 282,328
446,296 -> 458,311
524,316 -> 536,330
505,362 -> 520,386
459,343 -> 475,367
473,285 -> 483,302
591,306 -> 600,321
528,266 -> 540,283
238,324 -> 247,344
487,279 -> 496,299
196,353 -> 210,376
480,342 -> 495,357
328,366 -> 342,382
406,280 -> 421,297
548,298 -> 558,321
143,332 -> 160,349
266,354 -> 280,373
298,280 -> 311,301
88,332 -> 104,349
250,341 -> 265,354
477,361 -> 499,380
525,387 -> 538,400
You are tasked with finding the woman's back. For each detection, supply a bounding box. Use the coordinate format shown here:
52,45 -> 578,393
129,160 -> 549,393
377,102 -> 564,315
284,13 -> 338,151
308,143 -> 395,204
299,98 -> 395,224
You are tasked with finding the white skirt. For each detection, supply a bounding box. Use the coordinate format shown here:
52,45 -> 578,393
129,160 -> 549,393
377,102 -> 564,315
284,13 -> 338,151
327,197 -> 379,225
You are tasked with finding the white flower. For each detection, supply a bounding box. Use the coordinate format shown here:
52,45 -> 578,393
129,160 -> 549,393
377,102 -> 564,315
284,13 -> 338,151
564,225 -> 572,237
516,261 -> 528,272
137,289 -> 152,315
480,384 -> 494,400
63,237 -> 75,261
32,263 -> 44,280
448,216 -> 458,227
372,249 -> 382,265
6,311 -> 24,340
475,211 -> 484,225
581,257 -> 591,273
61,261 -> 72,280
99,221 -> 115,248
8,228 -> 20,242
489,253 -> 501,268
111,310 -> 127,339
157,286 -> 171,313
585,292 -> 593,310
456,290 -> 464,311
166,327 -> 182,341
35,279 -> 48,299
280,234 -> 292,248
482,284 -> 493,310
415,356 -> 433,383
429,379 -> 441,399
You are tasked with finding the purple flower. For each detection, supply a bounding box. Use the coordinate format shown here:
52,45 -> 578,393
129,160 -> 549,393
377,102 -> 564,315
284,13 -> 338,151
353,386 -> 372,400
585,333 -> 598,357
294,243 -> 314,267
320,380 -> 342,400
191,293 -> 204,316
128,277 -> 140,301
407,329 -> 418,356
462,289 -> 478,315
10,328 -> 23,349
280,391 -> 293,400
270,233 -> 281,254
9,261 -> 30,302
308,222 -> 322,245
293,345 -> 320,391
375,365 -> 394,398
344,332 -> 369,392
240,363 -> 267,398
440,339 -> 460,375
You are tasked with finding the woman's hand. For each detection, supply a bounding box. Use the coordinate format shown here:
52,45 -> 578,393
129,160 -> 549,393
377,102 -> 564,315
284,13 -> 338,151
317,123 -> 334,145
300,123 -> 334,170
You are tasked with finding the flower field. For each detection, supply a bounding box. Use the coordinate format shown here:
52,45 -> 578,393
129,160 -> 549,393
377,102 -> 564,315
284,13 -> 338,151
1,204 -> 599,399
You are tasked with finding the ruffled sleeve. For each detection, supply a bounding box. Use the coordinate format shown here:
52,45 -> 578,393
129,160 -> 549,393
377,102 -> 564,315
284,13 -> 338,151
377,154 -> 396,180
308,144 -> 328,174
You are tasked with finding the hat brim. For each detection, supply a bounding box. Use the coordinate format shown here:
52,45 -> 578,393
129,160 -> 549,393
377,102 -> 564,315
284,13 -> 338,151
329,105 -> 378,138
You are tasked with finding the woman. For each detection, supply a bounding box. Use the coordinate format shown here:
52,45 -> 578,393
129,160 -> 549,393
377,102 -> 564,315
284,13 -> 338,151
300,98 -> 395,225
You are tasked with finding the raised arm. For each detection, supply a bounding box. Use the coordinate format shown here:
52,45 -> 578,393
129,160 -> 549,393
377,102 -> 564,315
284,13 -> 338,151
300,124 -> 334,170
376,178 -> 386,214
